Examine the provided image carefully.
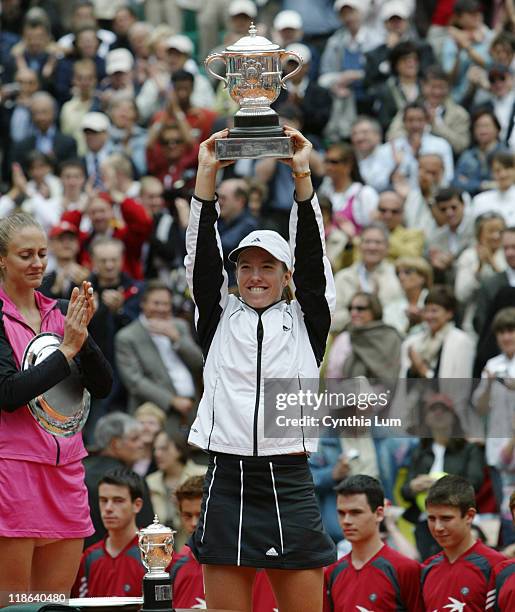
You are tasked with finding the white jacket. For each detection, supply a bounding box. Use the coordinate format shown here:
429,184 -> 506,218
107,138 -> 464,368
185,193 -> 335,456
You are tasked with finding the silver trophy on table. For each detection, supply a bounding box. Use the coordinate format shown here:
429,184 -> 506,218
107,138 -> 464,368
205,23 -> 303,160
138,516 -> 176,612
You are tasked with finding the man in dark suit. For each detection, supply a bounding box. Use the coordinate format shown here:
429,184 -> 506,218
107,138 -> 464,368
114,280 -> 203,431
11,91 -> 77,169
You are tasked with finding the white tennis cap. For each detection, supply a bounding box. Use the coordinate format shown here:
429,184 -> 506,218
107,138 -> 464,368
229,230 -> 292,269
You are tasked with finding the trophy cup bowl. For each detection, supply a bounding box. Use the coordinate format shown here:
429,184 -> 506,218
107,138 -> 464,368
205,23 -> 303,160
22,332 -> 90,437
138,516 -> 176,611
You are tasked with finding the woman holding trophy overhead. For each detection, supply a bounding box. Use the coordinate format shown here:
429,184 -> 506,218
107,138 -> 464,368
184,127 -> 336,612
0,213 -> 112,596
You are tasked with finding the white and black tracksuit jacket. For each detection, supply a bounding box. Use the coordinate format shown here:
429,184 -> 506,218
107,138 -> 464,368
185,192 -> 336,456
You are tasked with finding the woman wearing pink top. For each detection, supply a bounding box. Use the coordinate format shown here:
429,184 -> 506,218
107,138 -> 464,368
0,213 -> 112,596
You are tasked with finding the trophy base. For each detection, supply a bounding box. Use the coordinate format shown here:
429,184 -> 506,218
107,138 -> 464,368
215,136 -> 293,160
142,575 -> 174,612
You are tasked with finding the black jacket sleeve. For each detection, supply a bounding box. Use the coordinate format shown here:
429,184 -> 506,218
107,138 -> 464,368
56,299 -> 113,398
293,195 -> 332,366
75,335 -> 113,399
185,196 -> 228,358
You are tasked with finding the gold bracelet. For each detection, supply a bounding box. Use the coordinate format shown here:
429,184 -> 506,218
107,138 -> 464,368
292,169 -> 311,179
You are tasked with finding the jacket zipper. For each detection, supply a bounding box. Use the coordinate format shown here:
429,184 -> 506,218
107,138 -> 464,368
54,437 -> 61,465
253,315 -> 264,456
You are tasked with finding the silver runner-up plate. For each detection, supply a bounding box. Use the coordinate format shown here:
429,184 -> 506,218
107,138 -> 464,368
215,136 -> 294,160
22,332 -> 90,437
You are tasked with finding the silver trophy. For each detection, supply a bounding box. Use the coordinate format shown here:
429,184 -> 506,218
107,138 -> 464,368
138,516 -> 176,612
205,23 -> 303,160
22,333 -> 90,437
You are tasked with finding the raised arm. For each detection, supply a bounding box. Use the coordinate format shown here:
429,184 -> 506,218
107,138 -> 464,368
184,130 -> 232,357
283,126 -> 336,365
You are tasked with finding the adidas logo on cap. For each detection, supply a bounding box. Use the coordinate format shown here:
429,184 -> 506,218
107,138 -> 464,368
251,237 -> 261,243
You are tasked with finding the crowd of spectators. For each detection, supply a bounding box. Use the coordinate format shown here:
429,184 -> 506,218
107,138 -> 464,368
1,0 -> 515,578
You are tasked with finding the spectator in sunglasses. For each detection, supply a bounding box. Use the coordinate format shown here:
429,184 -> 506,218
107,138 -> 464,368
487,65 -> 515,146
146,124 -> 198,192
374,191 -> 424,261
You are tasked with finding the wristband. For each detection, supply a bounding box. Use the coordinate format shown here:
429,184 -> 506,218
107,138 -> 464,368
292,169 -> 311,179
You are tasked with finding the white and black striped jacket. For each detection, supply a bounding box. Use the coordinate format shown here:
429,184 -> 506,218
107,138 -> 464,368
185,192 -> 335,456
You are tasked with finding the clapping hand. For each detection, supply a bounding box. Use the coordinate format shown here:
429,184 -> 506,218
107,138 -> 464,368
59,287 -> 90,360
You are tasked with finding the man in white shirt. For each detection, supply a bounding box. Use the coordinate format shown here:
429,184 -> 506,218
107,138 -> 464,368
428,187 -> 475,284
390,101 -> 454,187
351,116 -> 398,192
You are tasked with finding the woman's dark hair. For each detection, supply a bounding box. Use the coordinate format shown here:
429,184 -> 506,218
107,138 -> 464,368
470,108 -> 501,144
492,307 -> 515,334
26,150 -> 55,172
160,424 -> 190,466
424,285 -> 457,313
350,291 -> 383,321
389,41 -> 420,75
420,395 -> 465,439
326,142 -> 363,183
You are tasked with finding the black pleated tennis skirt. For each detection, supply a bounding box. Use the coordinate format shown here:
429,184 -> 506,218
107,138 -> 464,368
188,452 -> 336,569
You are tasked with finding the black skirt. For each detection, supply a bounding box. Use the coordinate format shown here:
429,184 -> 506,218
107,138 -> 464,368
189,452 -> 336,569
